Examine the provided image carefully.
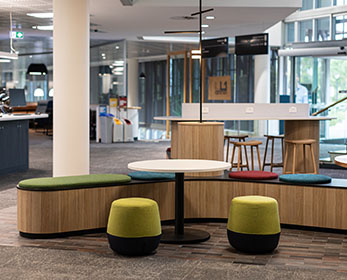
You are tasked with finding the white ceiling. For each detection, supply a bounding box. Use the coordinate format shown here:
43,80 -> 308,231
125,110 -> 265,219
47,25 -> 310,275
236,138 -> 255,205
0,0 -> 301,54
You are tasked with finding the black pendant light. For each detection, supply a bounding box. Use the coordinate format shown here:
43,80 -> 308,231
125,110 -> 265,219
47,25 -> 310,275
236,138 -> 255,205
27,64 -> 48,76
164,0 -> 214,123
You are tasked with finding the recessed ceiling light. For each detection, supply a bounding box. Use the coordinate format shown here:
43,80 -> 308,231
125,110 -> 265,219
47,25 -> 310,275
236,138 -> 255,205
33,25 -> 53,31
101,53 -> 106,56
191,50 -> 201,54
192,55 -> 201,59
115,45 -> 120,49
201,24 -> 209,28
113,60 -> 124,66
27,12 -> 53,18
205,16 -> 215,20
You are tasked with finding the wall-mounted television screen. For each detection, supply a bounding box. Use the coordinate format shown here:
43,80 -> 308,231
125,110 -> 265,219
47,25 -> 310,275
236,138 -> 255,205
9,89 -> 26,107
202,37 -> 229,58
235,33 -> 268,56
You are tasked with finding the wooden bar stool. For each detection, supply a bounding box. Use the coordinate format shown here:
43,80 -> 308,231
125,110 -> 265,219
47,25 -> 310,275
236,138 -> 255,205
230,140 -> 262,171
283,139 -> 317,174
224,135 -> 248,163
262,135 -> 284,172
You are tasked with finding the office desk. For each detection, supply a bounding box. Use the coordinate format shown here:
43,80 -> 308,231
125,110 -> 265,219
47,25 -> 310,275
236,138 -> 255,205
0,114 -> 48,174
155,116 -> 332,173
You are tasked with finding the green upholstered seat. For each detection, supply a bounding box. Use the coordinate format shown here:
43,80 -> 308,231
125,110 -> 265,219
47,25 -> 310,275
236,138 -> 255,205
227,195 -> 280,253
107,197 -> 161,255
17,174 -> 131,191
128,171 -> 175,180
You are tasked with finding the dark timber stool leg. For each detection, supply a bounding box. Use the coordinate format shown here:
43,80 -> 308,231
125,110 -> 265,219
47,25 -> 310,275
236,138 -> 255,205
262,135 -> 284,172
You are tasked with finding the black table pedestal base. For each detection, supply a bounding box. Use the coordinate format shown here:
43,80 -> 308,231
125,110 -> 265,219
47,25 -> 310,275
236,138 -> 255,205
160,228 -> 210,244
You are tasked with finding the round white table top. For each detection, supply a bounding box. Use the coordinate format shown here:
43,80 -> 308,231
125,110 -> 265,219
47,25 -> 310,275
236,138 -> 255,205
335,155 -> 347,168
128,159 -> 231,173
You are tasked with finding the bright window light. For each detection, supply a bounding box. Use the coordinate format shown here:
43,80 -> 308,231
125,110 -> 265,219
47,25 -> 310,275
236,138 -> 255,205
192,55 -> 201,59
141,36 -> 200,43
27,13 -> 53,18
191,49 -> 201,54
34,88 -> 44,97
33,25 -> 54,31
0,59 -> 11,63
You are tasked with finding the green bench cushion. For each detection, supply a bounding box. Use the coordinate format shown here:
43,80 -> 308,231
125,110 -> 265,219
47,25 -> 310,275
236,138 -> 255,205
18,174 -> 131,191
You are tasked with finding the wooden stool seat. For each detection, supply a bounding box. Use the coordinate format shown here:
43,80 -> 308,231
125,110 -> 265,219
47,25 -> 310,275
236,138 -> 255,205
285,139 -> 315,145
283,139 -> 317,174
231,140 -> 262,146
230,140 -> 262,171
264,134 -> 284,139
224,134 -> 248,163
262,135 -> 284,172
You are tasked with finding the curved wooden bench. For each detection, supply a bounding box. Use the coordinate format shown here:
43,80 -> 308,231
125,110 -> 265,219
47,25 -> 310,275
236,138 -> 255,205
17,173 -> 347,237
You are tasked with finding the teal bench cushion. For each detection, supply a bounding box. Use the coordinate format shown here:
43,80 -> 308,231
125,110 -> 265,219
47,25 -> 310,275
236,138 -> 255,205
128,171 -> 175,180
18,174 -> 131,191
279,174 -> 332,184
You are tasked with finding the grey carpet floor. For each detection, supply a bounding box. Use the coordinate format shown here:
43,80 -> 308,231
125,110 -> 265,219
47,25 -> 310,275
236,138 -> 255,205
0,246 -> 346,280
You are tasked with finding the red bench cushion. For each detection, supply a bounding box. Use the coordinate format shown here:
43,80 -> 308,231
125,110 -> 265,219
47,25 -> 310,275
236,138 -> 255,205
229,171 -> 278,180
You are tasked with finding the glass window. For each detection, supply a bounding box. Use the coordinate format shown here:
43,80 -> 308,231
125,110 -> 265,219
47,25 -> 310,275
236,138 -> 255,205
316,0 -> 331,8
333,0 -> 346,5
316,17 -> 330,41
299,20 -> 313,42
333,14 -> 347,40
286,22 -> 295,43
301,0 -> 313,10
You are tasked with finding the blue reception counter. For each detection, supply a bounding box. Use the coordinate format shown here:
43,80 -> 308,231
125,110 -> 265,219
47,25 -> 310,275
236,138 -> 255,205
0,114 -> 48,174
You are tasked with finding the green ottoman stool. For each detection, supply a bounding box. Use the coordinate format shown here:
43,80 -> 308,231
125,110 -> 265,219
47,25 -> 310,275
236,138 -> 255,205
227,195 -> 280,253
107,197 -> 161,256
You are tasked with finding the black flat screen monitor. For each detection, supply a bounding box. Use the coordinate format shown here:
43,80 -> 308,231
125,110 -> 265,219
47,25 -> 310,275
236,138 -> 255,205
9,89 -> 26,107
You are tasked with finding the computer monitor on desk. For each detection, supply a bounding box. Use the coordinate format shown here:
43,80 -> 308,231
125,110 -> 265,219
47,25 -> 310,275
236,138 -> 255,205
9,89 -> 26,107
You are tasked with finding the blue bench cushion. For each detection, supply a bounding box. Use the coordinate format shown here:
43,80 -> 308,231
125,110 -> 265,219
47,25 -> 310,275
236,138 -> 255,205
128,171 -> 175,180
279,174 -> 332,184
18,174 -> 131,191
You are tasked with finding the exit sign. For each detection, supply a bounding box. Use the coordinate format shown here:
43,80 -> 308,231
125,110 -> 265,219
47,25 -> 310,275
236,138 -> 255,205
9,31 -> 24,39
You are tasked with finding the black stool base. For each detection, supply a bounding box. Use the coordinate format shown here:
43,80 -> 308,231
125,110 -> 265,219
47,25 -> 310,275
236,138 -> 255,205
107,234 -> 161,256
160,228 -> 210,244
227,230 -> 280,254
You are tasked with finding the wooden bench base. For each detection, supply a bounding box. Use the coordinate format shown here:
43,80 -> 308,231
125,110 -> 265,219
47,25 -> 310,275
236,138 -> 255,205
17,178 -> 347,236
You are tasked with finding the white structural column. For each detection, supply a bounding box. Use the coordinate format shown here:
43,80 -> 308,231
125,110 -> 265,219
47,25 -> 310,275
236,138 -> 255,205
53,0 -> 90,177
127,58 -> 139,107
254,54 -> 270,136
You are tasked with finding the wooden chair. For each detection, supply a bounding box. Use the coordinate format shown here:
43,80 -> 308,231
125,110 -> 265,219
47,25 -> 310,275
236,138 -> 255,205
224,135 -> 248,163
262,135 -> 284,172
283,139 -> 317,174
230,140 -> 262,171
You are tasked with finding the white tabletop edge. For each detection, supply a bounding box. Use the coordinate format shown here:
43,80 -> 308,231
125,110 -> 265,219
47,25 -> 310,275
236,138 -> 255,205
0,113 -> 49,121
128,159 -> 231,173
154,116 -> 334,121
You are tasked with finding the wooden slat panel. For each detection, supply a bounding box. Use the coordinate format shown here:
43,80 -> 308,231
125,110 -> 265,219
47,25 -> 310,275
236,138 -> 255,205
18,180 -> 347,235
